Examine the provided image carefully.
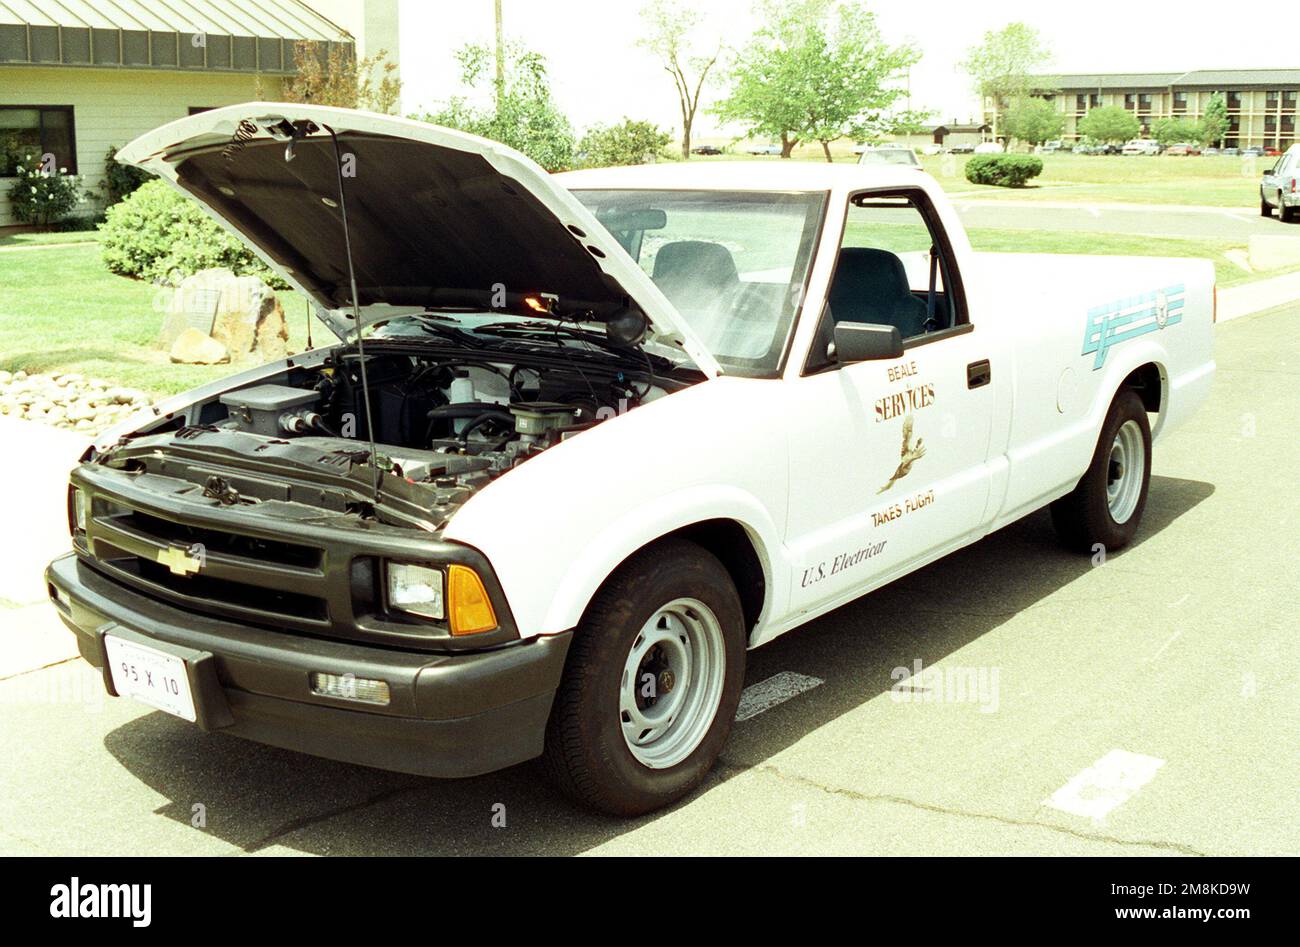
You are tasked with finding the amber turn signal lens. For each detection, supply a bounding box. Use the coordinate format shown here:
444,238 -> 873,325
447,564 -> 498,636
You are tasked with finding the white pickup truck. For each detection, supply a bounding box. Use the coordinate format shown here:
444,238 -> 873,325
46,105 -> 1216,815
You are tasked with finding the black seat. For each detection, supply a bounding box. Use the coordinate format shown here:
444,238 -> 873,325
651,240 -> 739,310
827,247 -> 928,339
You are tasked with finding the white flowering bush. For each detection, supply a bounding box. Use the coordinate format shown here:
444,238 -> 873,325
6,153 -> 84,228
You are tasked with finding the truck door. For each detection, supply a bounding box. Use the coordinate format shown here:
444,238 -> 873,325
783,189 -> 999,616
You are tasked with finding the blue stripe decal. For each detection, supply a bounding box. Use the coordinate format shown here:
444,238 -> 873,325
1082,283 -> 1184,370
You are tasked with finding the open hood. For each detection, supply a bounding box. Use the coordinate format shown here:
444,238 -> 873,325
117,103 -> 721,376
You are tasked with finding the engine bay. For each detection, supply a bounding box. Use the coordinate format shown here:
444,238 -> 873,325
96,342 -> 687,530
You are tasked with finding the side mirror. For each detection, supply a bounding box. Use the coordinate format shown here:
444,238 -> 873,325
830,322 -> 904,363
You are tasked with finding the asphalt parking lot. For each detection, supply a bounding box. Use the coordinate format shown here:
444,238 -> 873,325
0,304 -> 1295,857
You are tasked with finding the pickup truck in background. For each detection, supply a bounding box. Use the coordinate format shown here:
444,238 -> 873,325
46,105 -> 1216,815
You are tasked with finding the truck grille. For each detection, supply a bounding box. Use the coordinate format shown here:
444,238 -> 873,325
85,497 -> 336,633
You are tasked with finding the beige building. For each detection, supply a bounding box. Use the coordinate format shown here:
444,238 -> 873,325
0,0 -> 400,227
893,123 -> 992,151
984,70 -> 1300,149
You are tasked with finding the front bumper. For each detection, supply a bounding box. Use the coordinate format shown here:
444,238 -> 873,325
45,553 -> 571,778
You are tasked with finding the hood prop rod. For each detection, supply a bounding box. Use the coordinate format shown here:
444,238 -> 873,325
322,124 -> 382,506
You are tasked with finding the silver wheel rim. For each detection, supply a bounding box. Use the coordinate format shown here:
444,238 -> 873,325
619,597 -> 726,769
1106,419 -> 1145,525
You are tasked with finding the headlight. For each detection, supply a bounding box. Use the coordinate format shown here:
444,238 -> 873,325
386,563 -> 444,620
69,487 -> 86,534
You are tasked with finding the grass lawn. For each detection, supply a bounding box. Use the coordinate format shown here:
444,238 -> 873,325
963,227 -> 1275,288
0,204 -> 1281,395
923,153 -> 1264,208
692,147 -> 1267,208
0,230 -> 102,249
0,242 -> 325,396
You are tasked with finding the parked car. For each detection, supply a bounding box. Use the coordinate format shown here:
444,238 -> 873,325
948,143 -> 976,154
1164,143 -> 1201,156
746,143 -> 783,156
857,146 -> 922,168
1202,146 -> 1221,156
1222,147 -> 1241,156
49,104 -> 1217,815
1243,146 -> 1264,158
973,141 -> 1005,154
691,145 -> 723,156
1263,146 -> 1281,156
1039,140 -> 1065,154
1260,145 -> 1300,222
1121,139 -> 1162,156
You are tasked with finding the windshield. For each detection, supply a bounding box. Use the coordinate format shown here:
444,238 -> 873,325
572,189 -> 825,374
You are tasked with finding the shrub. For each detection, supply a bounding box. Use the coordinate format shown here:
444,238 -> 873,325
99,180 -> 286,287
6,153 -> 84,228
964,154 -> 1044,188
100,146 -> 154,206
577,119 -> 673,168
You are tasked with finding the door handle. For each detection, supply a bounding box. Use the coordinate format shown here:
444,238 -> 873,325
967,359 -> 991,389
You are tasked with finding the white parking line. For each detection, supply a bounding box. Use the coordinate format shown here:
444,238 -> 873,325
735,671 -> 824,721
1044,749 -> 1166,821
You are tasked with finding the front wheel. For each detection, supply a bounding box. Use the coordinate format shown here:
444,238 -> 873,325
543,539 -> 746,815
1051,388 -> 1152,553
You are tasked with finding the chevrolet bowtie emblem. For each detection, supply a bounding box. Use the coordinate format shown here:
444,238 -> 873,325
157,545 -> 202,576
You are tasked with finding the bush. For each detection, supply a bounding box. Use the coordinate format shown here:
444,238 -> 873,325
577,119 -> 672,168
6,153 -> 84,228
100,146 -> 154,206
99,180 -> 286,287
964,154 -> 1044,188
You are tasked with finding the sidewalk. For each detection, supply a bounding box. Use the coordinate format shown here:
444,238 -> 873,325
0,417 -> 90,679
1216,269 -> 1300,322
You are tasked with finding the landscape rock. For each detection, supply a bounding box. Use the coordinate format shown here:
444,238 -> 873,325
162,268 -> 288,361
169,328 -> 230,365
0,370 -> 152,433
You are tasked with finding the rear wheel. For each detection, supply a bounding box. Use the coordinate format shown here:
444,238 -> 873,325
1280,195 -> 1295,223
1261,192 -> 1272,217
543,538 -> 746,815
1051,388 -> 1152,553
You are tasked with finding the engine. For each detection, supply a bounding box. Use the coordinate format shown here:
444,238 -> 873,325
101,348 -> 668,530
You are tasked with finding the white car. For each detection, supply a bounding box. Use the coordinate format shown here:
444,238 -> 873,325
857,146 -> 922,168
47,105 -> 1216,815
973,141 -> 1005,154
1122,139 -> 1162,156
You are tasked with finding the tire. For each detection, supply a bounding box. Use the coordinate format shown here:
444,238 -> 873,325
1261,193 -> 1272,217
543,538 -> 746,815
1280,196 -> 1295,223
1050,388 -> 1152,554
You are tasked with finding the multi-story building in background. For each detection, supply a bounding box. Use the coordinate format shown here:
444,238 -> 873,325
984,69 -> 1300,148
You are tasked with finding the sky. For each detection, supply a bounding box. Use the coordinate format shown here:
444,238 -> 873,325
398,0 -> 1276,138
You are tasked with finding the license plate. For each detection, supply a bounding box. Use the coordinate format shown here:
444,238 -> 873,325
104,635 -> 197,722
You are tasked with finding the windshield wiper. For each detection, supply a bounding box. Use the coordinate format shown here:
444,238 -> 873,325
473,320 -> 666,367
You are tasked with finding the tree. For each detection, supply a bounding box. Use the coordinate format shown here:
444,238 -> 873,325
1003,97 -> 1064,147
1077,105 -> 1140,144
1151,116 -> 1204,146
639,0 -> 722,159
960,23 -> 1052,139
418,42 -> 575,172
713,0 -> 922,161
578,119 -> 672,167
1200,93 -> 1228,148
279,41 -> 401,113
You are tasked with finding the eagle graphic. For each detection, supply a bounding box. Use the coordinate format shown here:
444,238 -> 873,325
877,413 -> 925,494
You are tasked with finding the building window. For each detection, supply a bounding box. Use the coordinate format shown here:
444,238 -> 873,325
1283,115 -> 1295,132
1267,90 -> 1280,109
1090,93 -> 1102,108
1076,94 -> 1087,112
1124,93 -> 1136,109
0,106 -> 76,176
1139,93 -> 1152,109
1266,115 -> 1277,133
1227,91 -> 1241,110
1285,91 -> 1297,112
1173,91 -> 1188,112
